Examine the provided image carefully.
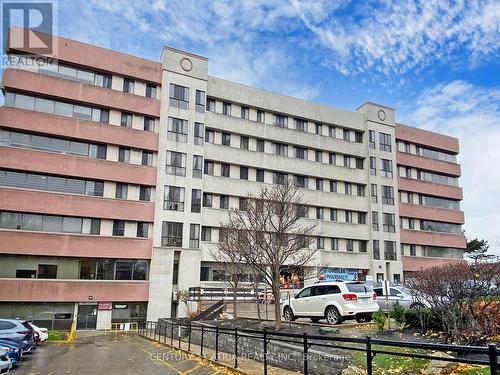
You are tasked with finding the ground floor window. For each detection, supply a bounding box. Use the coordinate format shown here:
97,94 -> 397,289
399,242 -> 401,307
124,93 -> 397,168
0,302 -> 73,330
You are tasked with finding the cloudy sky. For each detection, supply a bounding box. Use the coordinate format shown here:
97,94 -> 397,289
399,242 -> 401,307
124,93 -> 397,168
14,1 -> 500,253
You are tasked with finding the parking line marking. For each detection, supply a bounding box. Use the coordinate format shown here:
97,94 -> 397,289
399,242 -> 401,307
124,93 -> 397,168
140,347 -> 183,374
181,363 -> 202,375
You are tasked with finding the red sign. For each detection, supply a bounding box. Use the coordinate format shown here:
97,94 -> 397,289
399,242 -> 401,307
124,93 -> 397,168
98,302 -> 112,310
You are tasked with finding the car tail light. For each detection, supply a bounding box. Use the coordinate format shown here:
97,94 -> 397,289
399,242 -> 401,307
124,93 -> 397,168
372,293 -> 377,300
342,293 -> 358,301
16,330 -> 31,334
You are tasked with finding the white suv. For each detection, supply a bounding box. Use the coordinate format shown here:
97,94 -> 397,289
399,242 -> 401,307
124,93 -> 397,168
282,281 -> 379,324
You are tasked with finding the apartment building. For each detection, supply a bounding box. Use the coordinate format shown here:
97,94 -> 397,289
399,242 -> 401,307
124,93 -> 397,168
0,28 -> 465,324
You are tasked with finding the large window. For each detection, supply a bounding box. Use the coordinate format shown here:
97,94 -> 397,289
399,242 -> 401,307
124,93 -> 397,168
373,240 -> 380,260
192,155 -> 203,179
379,133 -> 392,152
167,117 -> 188,142
295,118 -> 307,132
383,213 -> 396,233
4,92 -> 109,123
381,185 -> 394,205
146,84 -> 157,99
195,90 -> 205,112
417,170 -> 458,186
38,61 -> 112,88
0,130 -> 106,159
369,130 -> 376,149
194,123 -> 204,145
191,189 -> 202,213
273,114 -> 287,127
294,146 -> 308,160
120,112 -> 133,128
0,211 -> 100,234
420,220 -> 462,234
0,170 -> 103,196
144,117 -> 155,132
372,211 -> 379,231
123,78 -> 134,94
381,159 -> 393,178
95,259 -> 148,280
169,84 -> 189,109
161,221 -> 183,247
164,185 -> 185,211
112,220 -> 125,236
139,186 -> 151,201
189,224 -> 200,248
136,222 -> 149,238
417,146 -> 457,163
384,241 -> 397,260
420,195 -> 460,210
273,142 -> 288,156
141,151 -> 153,166
166,151 -> 186,176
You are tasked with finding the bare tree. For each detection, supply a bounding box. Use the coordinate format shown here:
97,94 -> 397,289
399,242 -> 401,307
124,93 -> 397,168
220,180 -> 318,329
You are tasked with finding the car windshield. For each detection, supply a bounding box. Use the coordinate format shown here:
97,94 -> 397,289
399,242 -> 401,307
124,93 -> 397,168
346,283 -> 372,293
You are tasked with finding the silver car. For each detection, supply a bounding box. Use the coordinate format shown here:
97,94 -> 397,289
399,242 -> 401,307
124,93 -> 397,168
373,286 -> 428,311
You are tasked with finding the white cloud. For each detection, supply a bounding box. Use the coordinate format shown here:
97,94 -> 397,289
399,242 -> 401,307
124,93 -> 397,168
294,0 -> 500,76
399,81 -> 500,255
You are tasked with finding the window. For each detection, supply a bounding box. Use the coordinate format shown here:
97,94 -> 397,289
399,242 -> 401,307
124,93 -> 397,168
295,118 -> 307,132
204,160 -> 214,175
405,167 -> 412,178
408,192 -> 414,204
381,159 -> 393,178
294,175 -> 308,188
241,106 -> 249,119
330,180 -> 337,193
329,153 -> 336,165
189,224 -> 200,248
123,78 -> 134,94
405,142 -> 411,153
317,237 -> 324,249
146,83 -> 157,99
222,132 -> 231,146
207,98 -> 216,112
345,183 -> 352,195
381,186 -> 394,205
161,221 -> 183,247
358,212 -> 366,224
205,129 -> 215,143
380,133 -> 392,152
297,205 -> 308,218
195,90 -> 205,112
273,172 -> 287,185
222,102 -> 231,116
220,195 -> 229,209
316,207 -> 324,220
344,155 -> 351,168
383,213 -> 396,232
330,209 -> 337,221
355,131 -> 363,143
359,241 -> 367,253
221,163 -> 230,177
0,212 -> 100,234
118,147 -> 130,163
120,112 -> 133,128
203,193 -> 213,207
240,136 -> 249,150
316,179 -> 323,191
315,123 -> 322,135
384,241 -> 397,260
166,151 -> 186,176
343,129 -> 351,141
164,186 -> 185,211
201,226 -> 212,241
294,146 -> 308,160
169,83 -> 189,109
357,184 -> 365,196
256,139 -> 265,152
139,186 -> 151,201
144,117 -> 155,132
345,210 -> 352,223
194,123 -> 204,145
191,189 -> 202,213
257,110 -> 265,123
273,143 -> 288,156
142,151 -> 153,166
137,222 -> 149,238
315,150 -> 322,162
370,157 -> 376,175
256,169 -> 265,182
240,166 -> 248,180
115,183 -> 128,199
192,155 -> 203,178
410,244 -> 416,256
372,211 -> 379,231
239,197 -> 248,210
329,126 -> 336,138
373,240 -> 380,260
38,264 -> 57,279
356,158 -> 364,169
371,184 -> 378,203
346,239 -> 353,252
113,220 -> 126,236
420,195 -> 460,210
420,220 -> 462,234
369,130 -> 375,149
167,117 -> 188,142
273,114 -> 287,127
409,218 -> 415,229
331,238 -> 339,251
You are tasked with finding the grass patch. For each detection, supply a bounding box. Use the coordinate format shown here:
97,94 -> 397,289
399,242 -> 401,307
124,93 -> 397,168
47,330 -> 68,341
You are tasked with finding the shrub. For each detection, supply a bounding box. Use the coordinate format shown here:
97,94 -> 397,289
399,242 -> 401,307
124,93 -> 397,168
373,310 -> 386,332
390,301 -> 406,326
404,308 -> 442,332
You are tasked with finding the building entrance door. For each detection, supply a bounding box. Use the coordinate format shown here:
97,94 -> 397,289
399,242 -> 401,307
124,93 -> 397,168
77,304 -> 98,329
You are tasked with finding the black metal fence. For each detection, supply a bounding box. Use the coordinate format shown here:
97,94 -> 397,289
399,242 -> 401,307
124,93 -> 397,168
138,320 -> 499,375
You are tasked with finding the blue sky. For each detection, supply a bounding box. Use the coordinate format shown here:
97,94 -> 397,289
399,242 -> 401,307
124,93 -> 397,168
10,1 -> 500,253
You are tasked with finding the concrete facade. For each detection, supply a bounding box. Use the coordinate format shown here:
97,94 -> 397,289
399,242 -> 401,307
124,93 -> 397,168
0,27 -> 465,324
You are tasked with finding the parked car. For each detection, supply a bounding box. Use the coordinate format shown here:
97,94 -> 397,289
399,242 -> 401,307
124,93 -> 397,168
282,281 -> 379,324
0,340 -> 22,366
28,323 -> 48,343
0,349 -> 12,373
0,319 -> 35,352
373,286 -> 429,311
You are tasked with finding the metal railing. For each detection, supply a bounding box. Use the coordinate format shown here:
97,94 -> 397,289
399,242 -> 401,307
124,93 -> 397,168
137,320 -> 499,375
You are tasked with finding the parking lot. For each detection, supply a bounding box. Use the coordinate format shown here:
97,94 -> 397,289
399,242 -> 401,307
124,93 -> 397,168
20,333 -> 228,374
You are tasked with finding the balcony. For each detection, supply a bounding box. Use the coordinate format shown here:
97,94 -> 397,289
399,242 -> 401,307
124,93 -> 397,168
399,203 -> 464,224
0,278 -> 149,302
2,69 -> 160,117
402,255 -> 463,272
398,177 -> 463,200
396,123 -> 459,154
397,152 -> 461,177
400,228 -> 466,249
0,230 -> 152,259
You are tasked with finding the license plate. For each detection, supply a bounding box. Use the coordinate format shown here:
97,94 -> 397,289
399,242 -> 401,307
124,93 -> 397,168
359,297 -> 370,303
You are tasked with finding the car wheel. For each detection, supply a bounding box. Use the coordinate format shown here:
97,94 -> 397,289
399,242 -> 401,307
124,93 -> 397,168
325,306 -> 342,325
410,302 -> 425,309
356,314 -> 372,323
310,318 -> 320,323
283,306 -> 296,321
